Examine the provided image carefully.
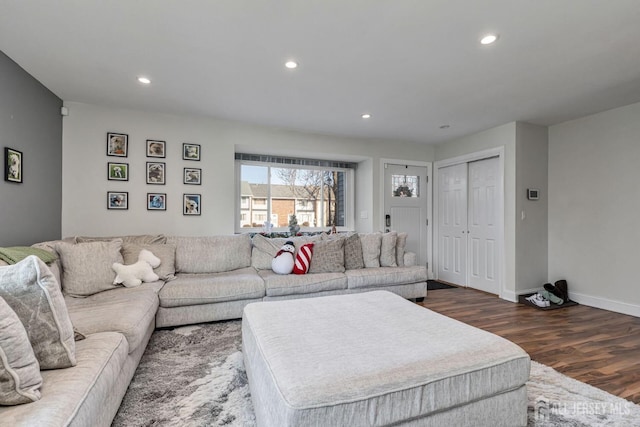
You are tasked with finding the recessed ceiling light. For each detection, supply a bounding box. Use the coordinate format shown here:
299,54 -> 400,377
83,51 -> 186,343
285,61 -> 298,69
137,76 -> 151,84
361,114 -> 371,119
439,124 -> 450,129
480,34 -> 499,45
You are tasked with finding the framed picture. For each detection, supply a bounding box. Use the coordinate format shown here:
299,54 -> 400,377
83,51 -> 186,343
146,162 -> 165,185
183,143 -> 201,161
107,132 -> 128,157
108,162 -> 129,181
147,193 -> 167,210
183,167 -> 201,185
4,147 -> 22,183
183,193 -> 201,215
107,191 -> 128,210
146,140 -> 166,158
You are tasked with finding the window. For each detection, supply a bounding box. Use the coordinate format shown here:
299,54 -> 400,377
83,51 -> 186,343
235,154 -> 355,232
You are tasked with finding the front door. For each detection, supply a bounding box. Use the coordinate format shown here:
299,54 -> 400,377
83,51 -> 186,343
383,164 -> 428,267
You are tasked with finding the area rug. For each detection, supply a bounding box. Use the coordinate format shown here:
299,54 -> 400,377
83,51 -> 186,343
112,321 -> 640,427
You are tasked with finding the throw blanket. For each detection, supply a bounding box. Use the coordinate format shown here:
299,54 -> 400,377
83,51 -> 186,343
0,246 -> 58,265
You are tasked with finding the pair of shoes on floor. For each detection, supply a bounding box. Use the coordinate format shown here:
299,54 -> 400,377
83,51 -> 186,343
526,292 -> 550,307
544,280 -> 569,303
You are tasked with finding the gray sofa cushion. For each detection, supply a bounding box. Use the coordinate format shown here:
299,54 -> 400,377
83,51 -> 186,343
65,286 -> 159,355
380,232 -> 398,267
54,240 -> 124,297
0,256 -> 76,369
169,235 -> 252,273
0,296 -> 42,405
251,234 -> 317,270
259,270 -> 347,297
343,233 -> 365,270
395,232 -> 408,266
0,332 -> 129,426
346,265 -> 427,289
159,267 -> 264,308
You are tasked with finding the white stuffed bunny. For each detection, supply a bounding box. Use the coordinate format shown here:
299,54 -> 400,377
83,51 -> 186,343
112,249 -> 161,288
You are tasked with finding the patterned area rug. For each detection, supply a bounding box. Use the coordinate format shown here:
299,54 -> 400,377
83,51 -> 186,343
113,321 -> 640,427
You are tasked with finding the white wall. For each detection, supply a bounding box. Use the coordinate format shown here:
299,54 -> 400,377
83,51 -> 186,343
434,122 -> 518,298
62,102 -> 433,237
549,101 -> 640,316
515,122 -> 548,292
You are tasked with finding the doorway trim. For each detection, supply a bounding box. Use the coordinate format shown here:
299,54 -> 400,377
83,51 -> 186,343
433,147 -> 505,298
379,158 -> 433,278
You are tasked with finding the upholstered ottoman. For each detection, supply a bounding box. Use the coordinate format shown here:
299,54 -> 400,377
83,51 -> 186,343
242,291 -> 530,427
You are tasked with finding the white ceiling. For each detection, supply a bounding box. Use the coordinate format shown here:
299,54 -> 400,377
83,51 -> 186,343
1,0 -> 640,144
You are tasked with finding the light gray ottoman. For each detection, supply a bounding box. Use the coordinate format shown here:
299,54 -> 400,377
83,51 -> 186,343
242,291 -> 530,427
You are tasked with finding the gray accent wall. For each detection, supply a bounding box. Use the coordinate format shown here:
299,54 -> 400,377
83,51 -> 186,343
0,50 -> 62,246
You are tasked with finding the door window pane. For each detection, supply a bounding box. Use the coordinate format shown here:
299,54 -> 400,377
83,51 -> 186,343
392,174 -> 419,198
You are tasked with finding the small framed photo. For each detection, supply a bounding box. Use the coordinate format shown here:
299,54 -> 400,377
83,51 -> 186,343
4,147 -> 23,183
183,143 -> 201,161
147,193 -> 166,210
107,132 -> 128,157
108,162 -> 129,181
146,162 -> 165,185
183,193 -> 201,215
184,167 -> 201,185
107,191 -> 128,210
146,140 -> 166,158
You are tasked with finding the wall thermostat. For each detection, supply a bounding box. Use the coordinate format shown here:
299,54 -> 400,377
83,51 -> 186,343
527,189 -> 539,200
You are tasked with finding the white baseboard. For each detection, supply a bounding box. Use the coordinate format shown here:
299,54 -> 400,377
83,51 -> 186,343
569,291 -> 640,318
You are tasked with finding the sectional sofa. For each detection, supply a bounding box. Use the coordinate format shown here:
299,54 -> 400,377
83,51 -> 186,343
0,232 -> 427,426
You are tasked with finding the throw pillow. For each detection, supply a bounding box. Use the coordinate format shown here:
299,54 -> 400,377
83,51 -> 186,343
0,256 -> 76,369
251,234 -> 317,270
54,240 -> 124,297
343,233 -> 365,270
396,232 -> 408,267
309,238 -> 345,273
293,243 -> 314,274
359,233 -> 382,268
0,296 -> 43,405
380,231 -> 398,267
122,243 -> 176,281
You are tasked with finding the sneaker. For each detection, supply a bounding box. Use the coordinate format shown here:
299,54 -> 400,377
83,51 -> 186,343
526,293 -> 550,307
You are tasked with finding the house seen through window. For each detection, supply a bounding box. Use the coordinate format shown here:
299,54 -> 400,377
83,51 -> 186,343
236,154 -> 355,232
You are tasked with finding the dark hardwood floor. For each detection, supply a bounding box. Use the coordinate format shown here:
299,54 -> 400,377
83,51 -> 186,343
420,287 -> 640,404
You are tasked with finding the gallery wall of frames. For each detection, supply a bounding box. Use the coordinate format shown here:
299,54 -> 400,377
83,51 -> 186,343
106,131 -> 202,216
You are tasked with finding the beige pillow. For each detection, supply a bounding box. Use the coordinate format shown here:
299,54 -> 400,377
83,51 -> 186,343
0,256 -> 76,369
309,238 -> 345,273
122,243 -> 176,281
343,233 -> 364,270
76,234 -> 167,244
55,240 -> 124,297
396,232 -> 408,267
0,296 -> 43,405
380,232 -> 398,267
359,233 -> 382,268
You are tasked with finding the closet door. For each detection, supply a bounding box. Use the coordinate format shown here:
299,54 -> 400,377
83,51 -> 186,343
437,163 -> 467,285
468,157 -> 500,294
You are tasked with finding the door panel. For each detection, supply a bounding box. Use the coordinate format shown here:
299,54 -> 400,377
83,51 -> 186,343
437,163 -> 467,285
468,157 -> 499,294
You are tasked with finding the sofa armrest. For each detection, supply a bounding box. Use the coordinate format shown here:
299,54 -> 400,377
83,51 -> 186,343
403,252 -> 417,267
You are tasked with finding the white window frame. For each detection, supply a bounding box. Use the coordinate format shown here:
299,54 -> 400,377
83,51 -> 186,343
235,159 -> 354,233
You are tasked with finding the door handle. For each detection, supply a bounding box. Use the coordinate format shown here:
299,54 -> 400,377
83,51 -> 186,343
385,214 -> 391,227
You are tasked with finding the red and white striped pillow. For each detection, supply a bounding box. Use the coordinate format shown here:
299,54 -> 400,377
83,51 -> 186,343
293,243 -> 314,275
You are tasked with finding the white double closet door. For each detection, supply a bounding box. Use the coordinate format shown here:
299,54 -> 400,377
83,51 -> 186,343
437,157 -> 500,295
